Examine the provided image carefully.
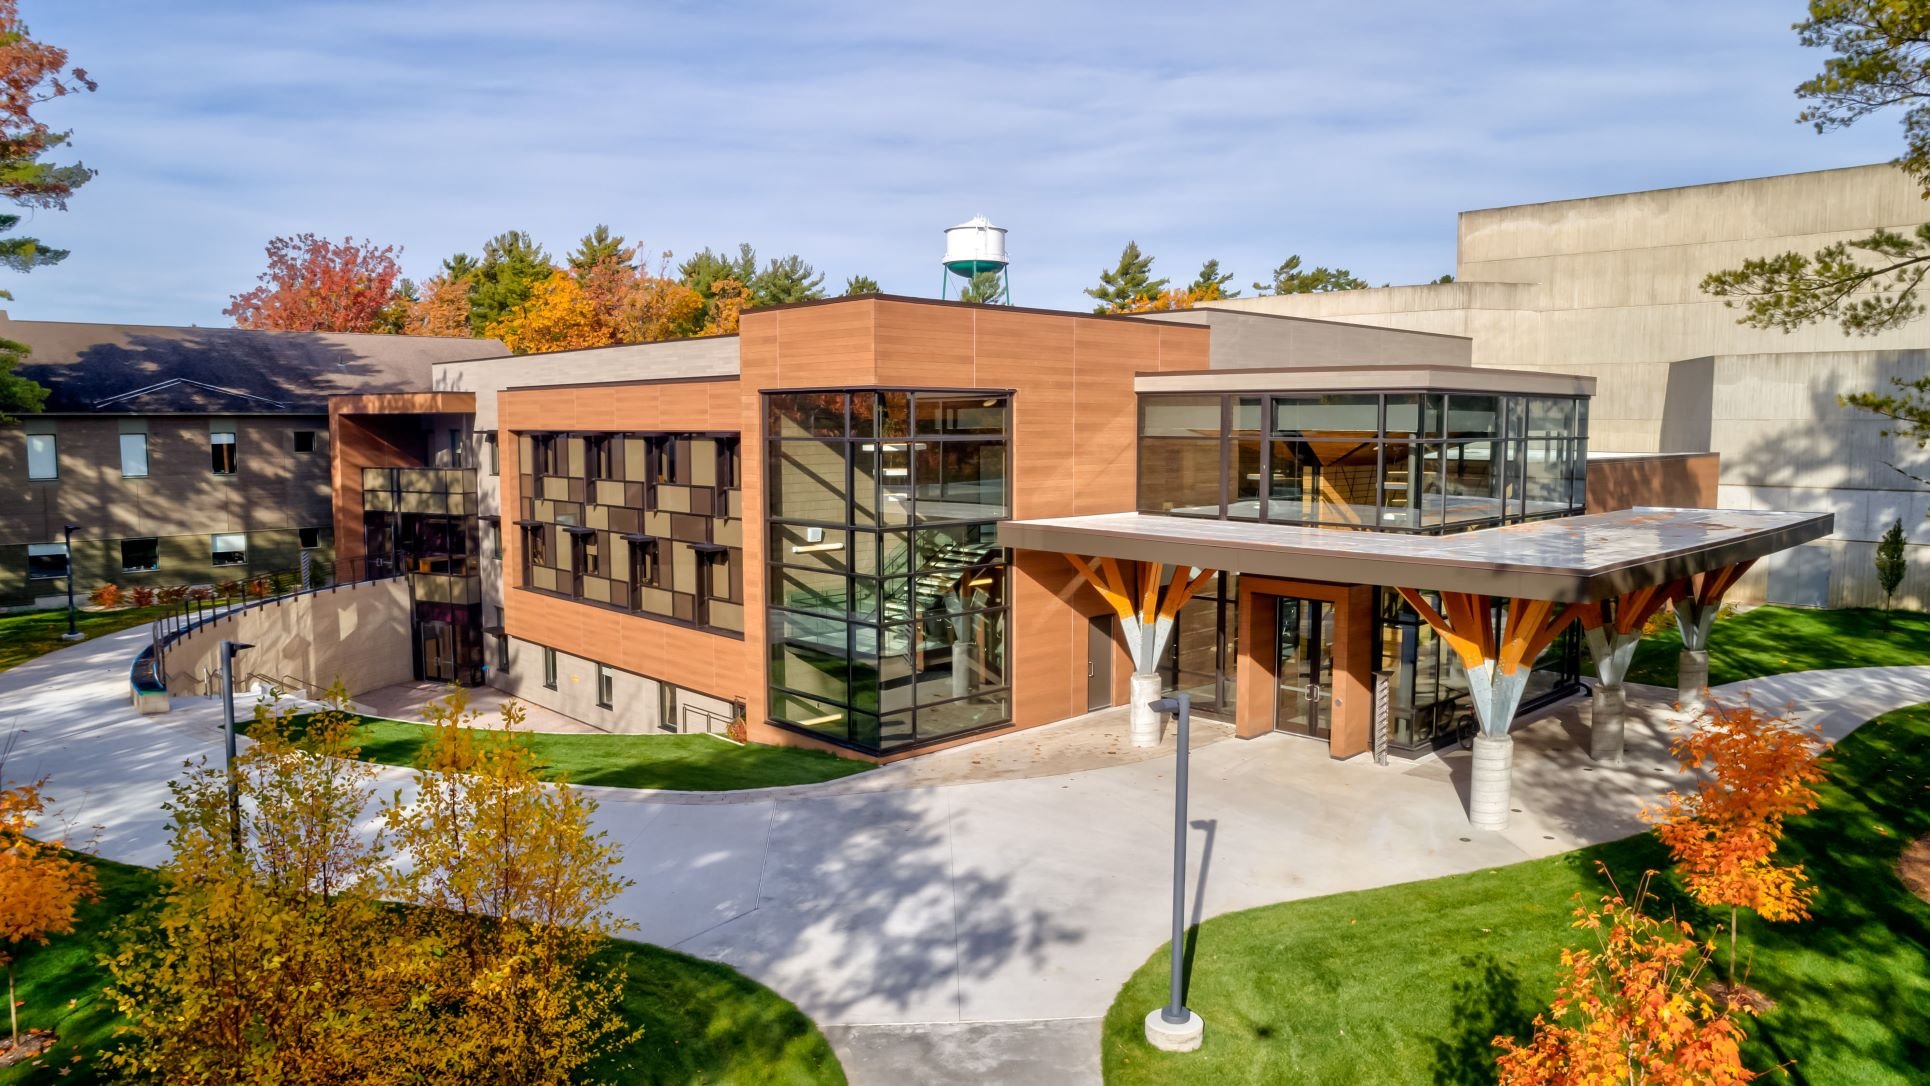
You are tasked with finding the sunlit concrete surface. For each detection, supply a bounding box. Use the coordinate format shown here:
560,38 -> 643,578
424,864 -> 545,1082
6,623 -> 1927,1084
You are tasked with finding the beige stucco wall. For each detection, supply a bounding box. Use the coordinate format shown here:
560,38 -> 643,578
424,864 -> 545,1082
161,577 -> 413,698
1143,308 -> 1473,368
1204,163 -> 1930,607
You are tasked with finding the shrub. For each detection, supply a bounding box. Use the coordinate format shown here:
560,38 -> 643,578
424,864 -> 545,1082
157,585 -> 188,605
128,585 -> 157,607
88,584 -> 122,609
186,586 -> 215,603
215,580 -> 243,600
246,577 -> 272,599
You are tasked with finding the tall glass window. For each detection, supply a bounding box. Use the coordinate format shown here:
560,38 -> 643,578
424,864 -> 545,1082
119,433 -> 149,478
25,433 -> 55,480
1138,390 -> 1588,534
766,390 -> 1011,753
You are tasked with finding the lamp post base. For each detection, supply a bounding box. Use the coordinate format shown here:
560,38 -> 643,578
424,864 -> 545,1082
60,631 -> 86,642
1144,1008 -> 1204,1053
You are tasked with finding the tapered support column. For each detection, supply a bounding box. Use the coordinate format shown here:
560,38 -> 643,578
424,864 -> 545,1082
1130,672 -> 1164,746
1672,561 -> 1751,712
1064,555 -> 1219,748
1575,581 -> 1682,766
1396,589 -> 1576,831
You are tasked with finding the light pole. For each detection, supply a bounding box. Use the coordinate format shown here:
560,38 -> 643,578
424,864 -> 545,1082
1143,692 -> 1205,1053
219,640 -> 254,851
59,524 -> 83,642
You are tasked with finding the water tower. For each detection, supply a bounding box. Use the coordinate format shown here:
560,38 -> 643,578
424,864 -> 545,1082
941,215 -> 1010,304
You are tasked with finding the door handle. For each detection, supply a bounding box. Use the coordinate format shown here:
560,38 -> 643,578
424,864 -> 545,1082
1088,662 -> 1095,677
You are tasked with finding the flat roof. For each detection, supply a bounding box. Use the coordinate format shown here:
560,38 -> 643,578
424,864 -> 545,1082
997,507 -> 1832,602
1136,364 -> 1594,398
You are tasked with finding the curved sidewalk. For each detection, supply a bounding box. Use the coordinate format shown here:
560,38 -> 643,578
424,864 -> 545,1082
6,626 -> 1927,1084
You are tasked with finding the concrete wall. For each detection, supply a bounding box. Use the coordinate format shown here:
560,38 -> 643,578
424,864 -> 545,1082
490,635 -> 736,735
1,413 -> 335,607
1144,308 -> 1472,368
1203,164 -> 1930,606
161,577 -> 413,698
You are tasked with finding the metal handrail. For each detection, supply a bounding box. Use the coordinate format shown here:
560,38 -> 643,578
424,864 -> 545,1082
133,557 -> 398,695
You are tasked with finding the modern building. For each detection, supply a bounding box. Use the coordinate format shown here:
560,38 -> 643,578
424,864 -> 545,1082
1204,162 -> 1930,608
313,295 -> 1817,800
0,313 -> 506,609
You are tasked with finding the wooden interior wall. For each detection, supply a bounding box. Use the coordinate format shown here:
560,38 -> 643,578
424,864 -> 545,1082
1240,575 -> 1376,759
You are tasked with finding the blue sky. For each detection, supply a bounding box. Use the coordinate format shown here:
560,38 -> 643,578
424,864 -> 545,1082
12,1 -> 1904,325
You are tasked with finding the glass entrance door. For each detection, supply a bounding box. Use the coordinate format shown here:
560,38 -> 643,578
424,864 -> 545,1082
1274,597 -> 1333,739
420,620 -> 457,683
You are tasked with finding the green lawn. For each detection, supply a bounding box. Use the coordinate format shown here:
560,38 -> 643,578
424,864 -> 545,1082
1102,702 -> 1930,1085
1,853 -> 846,1086
263,712 -> 873,792
1626,604 -> 1930,688
0,605 -> 177,673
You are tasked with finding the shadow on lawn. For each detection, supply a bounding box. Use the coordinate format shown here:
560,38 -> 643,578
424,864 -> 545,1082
1429,952 -> 1535,1085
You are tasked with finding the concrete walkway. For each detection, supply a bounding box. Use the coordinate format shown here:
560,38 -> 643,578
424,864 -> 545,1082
6,626 -> 1928,1085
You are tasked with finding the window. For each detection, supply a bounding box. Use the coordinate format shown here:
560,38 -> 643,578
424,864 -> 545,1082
487,520 -> 501,559
211,532 -> 246,566
25,433 -> 55,480
485,432 -> 499,475
121,537 -> 159,572
596,664 -> 614,709
211,432 -> 237,475
542,647 -> 558,689
293,430 -> 316,453
27,542 -> 68,579
299,527 -> 321,550
496,633 -> 509,671
449,429 -> 463,466
119,433 -> 149,478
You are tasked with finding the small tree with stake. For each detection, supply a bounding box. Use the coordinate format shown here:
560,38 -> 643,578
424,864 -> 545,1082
0,774 -> 98,1062
1646,699 -> 1828,993
1876,517 -> 1907,609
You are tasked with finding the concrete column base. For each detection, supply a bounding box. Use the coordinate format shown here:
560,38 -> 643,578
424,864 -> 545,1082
1144,1008 -> 1204,1052
1469,733 -> 1514,831
1678,649 -> 1710,713
1129,672 -> 1164,747
1590,683 -> 1627,765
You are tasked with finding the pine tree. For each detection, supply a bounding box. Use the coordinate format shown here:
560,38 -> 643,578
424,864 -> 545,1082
958,270 -> 1006,304
1253,254 -> 1368,295
567,225 -> 632,273
1188,259 -> 1238,300
1876,517 -> 1908,609
0,336 -> 47,422
750,254 -> 826,306
467,230 -> 553,336
0,1 -> 97,303
842,274 -> 881,296
678,244 -> 758,298
1085,241 -> 1167,313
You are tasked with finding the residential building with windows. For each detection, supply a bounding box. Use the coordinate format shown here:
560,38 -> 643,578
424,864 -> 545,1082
0,313 -> 506,608
321,294 -> 1815,787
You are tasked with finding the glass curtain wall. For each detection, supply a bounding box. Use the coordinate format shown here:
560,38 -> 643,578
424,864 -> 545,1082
766,390 -> 1012,754
1138,391 -> 1589,533
1374,587 -> 1582,751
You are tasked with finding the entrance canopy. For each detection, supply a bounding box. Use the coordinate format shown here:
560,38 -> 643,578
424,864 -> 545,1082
998,507 -> 1831,604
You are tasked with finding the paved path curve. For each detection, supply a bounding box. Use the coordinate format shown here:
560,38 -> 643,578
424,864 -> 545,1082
6,625 -> 1927,1084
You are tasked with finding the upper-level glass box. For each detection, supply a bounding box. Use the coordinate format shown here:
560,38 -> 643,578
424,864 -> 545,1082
1138,390 -> 1589,533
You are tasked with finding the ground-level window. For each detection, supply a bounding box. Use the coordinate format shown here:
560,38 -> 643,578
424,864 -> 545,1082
299,527 -> 321,550
211,431 -> 237,475
542,647 -> 558,689
293,430 -> 316,453
27,542 -> 68,579
596,664 -> 614,709
120,433 -> 149,478
211,532 -> 246,566
496,634 -> 509,671
122,537 -> 159,572
26,433 -> 55,480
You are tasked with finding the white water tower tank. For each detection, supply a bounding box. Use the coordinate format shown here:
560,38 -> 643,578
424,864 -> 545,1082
942,215 -> 1011,303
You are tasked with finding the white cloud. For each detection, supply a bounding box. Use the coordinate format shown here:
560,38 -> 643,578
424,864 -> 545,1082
11,0 -> 1903,323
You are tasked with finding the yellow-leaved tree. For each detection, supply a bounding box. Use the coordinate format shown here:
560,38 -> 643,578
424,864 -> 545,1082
381,693 -> 636,1084
487,268 -> 613,354
0,774 -> 98,1060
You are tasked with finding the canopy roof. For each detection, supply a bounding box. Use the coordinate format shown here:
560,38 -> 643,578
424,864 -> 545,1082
998,507 -> 1833,602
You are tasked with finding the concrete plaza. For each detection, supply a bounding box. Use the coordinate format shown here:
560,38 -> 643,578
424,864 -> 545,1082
5,625 -> 1926,1084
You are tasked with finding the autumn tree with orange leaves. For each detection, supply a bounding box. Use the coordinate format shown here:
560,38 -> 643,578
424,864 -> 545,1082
1646,698 -> 1827,986
0,775 -> 98,1060
1495,868 -> 1759,1085
225,233 -> 406,332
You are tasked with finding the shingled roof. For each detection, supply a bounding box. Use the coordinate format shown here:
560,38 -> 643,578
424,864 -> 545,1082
0,312 -> 511,414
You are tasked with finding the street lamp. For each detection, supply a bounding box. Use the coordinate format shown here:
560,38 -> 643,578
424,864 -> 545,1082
219,640 -> 254,851
59,524 -> 83,642
1143,692 -> 1205,1053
